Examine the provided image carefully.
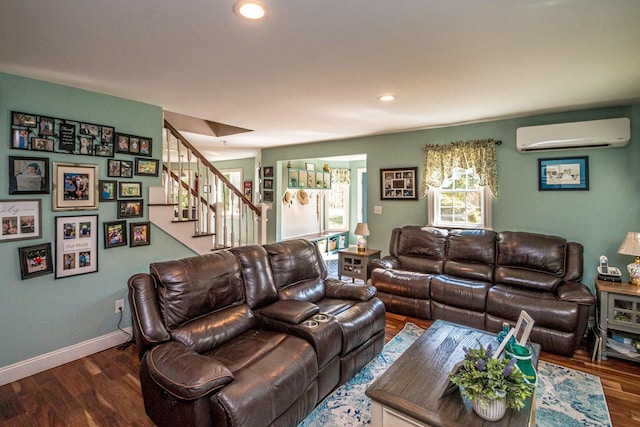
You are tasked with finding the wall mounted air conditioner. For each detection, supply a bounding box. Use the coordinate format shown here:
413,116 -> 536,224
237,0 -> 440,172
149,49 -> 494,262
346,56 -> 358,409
516,117 -> 630,152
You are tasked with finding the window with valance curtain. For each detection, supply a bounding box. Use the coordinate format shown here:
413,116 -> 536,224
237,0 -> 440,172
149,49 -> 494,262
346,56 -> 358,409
419,139 -> 499,198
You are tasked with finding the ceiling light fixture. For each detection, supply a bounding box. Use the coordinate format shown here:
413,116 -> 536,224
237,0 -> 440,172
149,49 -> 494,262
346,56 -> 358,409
378,95 -> 396,102
233,0 -> 269,21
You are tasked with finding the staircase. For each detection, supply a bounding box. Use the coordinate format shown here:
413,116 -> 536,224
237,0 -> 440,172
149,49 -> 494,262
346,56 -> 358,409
148,119 -> 268,254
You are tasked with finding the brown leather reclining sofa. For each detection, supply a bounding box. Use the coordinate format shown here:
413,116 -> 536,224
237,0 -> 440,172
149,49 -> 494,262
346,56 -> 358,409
128,239 -> 386,427
370,226 -> 596,357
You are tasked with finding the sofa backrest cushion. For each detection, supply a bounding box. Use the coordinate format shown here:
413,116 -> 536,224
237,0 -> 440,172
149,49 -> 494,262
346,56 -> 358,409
264,239 -> 327,302
395,226 -> 448,274
171,304 -> 254,353
495,231 -> 567,291
444,229 -> 497,282
150,251 -> 245,330
231,245 -> 278,309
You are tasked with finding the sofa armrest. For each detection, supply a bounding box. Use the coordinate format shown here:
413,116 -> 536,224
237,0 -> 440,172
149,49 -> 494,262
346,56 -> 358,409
258,300 -> 320,324
145,342 -> 234,400
370,256 -> 399,270
324,278 -> 377,301
555,281 -> 597,305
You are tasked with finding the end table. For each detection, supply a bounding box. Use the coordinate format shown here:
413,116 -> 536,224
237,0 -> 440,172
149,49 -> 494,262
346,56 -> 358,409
338,247 -> 381,283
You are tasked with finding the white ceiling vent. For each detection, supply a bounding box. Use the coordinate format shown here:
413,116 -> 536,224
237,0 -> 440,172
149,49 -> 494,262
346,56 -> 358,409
516,118 -> 630,152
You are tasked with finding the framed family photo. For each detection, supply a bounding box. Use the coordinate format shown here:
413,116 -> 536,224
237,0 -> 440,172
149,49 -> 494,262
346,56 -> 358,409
55,215 -> 98,279
18,243 -> 54,280
9,156 -> 50,194
118,199 -> 143,218
104,220 -> 127,248
135,158 -> 159,176
0,199 -> 42,242
119,181 -> 142,198
52,162 -> 99,211
380,167 -> 418,200
130,221 -> 151,247
99,180 -> 117,202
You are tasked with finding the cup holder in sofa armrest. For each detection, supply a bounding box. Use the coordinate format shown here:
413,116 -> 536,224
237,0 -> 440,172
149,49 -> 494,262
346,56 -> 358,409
258,300 -> 320,324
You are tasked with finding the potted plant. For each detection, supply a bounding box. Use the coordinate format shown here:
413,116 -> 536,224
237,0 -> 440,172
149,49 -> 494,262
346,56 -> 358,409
448,340 -> 534,421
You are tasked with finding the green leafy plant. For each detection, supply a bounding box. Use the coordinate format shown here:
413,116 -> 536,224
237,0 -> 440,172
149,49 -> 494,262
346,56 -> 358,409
448,340 -> 534,410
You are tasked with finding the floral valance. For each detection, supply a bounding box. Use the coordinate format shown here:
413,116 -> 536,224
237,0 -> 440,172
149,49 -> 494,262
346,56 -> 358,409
419,139 -> 499,198
331,168 -> 351,185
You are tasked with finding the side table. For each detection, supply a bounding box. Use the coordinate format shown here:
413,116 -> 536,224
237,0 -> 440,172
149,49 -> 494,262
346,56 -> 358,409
596,279 -> 640,362
338,247 -> 381,283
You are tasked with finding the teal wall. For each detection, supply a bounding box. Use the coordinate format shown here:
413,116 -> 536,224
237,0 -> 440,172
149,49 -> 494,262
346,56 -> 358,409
262,105 -> 640,290
0,73 -> 193,367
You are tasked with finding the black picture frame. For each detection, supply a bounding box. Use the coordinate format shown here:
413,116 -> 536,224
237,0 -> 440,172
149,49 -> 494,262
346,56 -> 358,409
12,129 -> 30,149
12,112 -> 37,127
55,214 -> 98,279
135,158 -> 159,176
130,221 -> 151,247
38,117 -> 56,136
119,181 -> 142,198
18,243 -> 54,280
104,220 -> 128,248
117,199 -> 144,218
31,137 -> 54,152
263,178 -> 273,189
58,122 -> 77,152
538,156 -> 589,191
263,190 -> 274,202
263,166 -> 274,177
107,159 -> 122,177
9,156 -> 50,194
99,180 -> 117,202
120,160 -> 133,178
380,167 -> 418,200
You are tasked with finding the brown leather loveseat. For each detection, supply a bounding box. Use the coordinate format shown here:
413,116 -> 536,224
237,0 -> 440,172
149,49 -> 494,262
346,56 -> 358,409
370,226 -> 596,357
128,239 -> 385,427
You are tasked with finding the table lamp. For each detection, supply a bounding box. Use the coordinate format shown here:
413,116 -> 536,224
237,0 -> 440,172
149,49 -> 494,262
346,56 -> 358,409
354,222 -> 370,252
617,232 -> 640,286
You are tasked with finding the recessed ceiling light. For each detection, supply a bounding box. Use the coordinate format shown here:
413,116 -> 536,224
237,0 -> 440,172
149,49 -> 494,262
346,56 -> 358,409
378,95 -> 396,102
233,0 -> 269,21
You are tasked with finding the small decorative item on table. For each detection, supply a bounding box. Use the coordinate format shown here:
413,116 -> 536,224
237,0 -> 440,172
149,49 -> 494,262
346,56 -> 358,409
448,340 -> 534,421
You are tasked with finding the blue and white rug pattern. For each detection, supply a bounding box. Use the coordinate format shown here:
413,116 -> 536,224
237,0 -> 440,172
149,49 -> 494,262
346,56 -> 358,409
300,323 -> 611,427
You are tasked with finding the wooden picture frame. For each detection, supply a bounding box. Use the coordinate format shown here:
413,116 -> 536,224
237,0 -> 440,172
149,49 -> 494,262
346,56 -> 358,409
538,156 -> 589,191
55,214 -> 98,279
135,158 -> 159,176
99,180 -> 117,202
119,181 -> 142,198
130,221 -> 151,247
263,166 -> 274,177
380,167 -> 418,200
117,199 -> 144,218
9,156 -> 50,194
0,199 -> 42,242
52,162 -> 99,211
18,243 -> 54,280
103,220 -> 127,248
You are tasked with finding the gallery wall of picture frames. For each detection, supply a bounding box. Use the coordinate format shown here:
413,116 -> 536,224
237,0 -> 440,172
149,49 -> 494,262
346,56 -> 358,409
6,110 -> 159,280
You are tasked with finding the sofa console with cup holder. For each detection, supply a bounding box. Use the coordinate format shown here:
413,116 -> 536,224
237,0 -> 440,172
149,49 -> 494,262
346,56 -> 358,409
370,225 -> 596,357
128,239 -> 385,427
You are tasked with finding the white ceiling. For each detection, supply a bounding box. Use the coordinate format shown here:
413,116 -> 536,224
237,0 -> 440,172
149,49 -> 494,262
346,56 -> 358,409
1,0 -> 639,161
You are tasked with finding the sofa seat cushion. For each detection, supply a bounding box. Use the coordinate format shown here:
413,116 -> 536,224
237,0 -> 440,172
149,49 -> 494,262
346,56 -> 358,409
486,284 -> 579,333
210,329 -> 318,426
430,276 -> 490,312
371,268 -> 431,299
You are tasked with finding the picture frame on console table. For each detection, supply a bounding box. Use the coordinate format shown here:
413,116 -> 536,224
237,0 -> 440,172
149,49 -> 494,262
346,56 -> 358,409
538,156 -> 589,191
380,167 -> 418,200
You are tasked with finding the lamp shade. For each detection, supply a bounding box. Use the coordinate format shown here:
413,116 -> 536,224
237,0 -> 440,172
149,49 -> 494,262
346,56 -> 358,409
354,223 -> 370,236
618,232 -> 640,256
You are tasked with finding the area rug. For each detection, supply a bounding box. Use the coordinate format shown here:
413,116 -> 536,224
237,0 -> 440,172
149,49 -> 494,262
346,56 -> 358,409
300,323 -> 611,427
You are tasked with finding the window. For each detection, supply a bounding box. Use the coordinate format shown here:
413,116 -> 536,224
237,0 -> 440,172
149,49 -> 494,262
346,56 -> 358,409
219,169 -> 243,216
326,180 -> 349,230
427,167 -> 492,229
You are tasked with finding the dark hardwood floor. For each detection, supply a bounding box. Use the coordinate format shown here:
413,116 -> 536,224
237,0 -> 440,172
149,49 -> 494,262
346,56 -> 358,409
1,313 -> 639,426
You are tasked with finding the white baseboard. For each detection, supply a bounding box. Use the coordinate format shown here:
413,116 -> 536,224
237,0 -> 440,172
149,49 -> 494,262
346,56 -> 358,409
0,327 -> 132,386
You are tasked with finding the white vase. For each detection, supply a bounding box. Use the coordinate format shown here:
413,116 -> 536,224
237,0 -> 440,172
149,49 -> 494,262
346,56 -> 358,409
472,392 -> 507,421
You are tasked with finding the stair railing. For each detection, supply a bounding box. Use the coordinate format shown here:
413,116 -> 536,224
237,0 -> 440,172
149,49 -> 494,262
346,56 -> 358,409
161,119 -> 267,248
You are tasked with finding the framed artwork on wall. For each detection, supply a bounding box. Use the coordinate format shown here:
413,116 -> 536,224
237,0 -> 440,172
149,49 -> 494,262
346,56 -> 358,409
9,156 -> 50,194
130,221 -> 151,247
52,162 -> 99,211
0,199 -> 42,242
117,199 -> 143,218
263,166 -> 274,177
538,156 -> 589,191
135,158 -> 159,176
99,180 -> 117,202
104,220 -> 127,248
55,215 -> 98,279
18,243 -> 54,280
380,167 -> 418,200
119,181 -> 142,198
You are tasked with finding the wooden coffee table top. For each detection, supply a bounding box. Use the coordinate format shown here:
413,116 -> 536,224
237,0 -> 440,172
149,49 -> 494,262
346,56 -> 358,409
366,320 -> 539,426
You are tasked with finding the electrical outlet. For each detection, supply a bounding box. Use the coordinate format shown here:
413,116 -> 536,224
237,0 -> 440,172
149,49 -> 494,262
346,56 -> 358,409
115,299 -> 124,314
